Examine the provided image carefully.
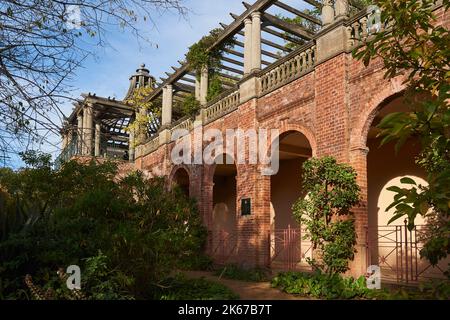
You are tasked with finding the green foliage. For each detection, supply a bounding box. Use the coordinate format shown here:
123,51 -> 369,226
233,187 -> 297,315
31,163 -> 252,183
214,264 -> 269,282
176,94 -> 201,117
185,28 -> 234,77
158,274 -> 239,300
125,86 -> 160,144
206,75 -> 224,102
271,271 -> 450,300
0,155 -> 207,300
353,0 -> 450,267
179,254 -> 214,272
293,156 -> 361,275
271,271 -> 370,299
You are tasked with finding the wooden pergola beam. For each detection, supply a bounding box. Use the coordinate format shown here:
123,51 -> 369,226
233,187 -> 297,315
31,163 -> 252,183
173,82 -> 195,93
223,48 -> 271,66
231,37 -> 281,59
220,22 -> 291,53
221,56 -> 244,67
219,64 -> 244,75
304,0 -> 321,8
274,1 -> 322,25
242,2 -> 314,40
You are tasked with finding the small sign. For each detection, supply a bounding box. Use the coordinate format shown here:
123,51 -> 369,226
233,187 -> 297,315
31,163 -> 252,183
241,198 -> 251,216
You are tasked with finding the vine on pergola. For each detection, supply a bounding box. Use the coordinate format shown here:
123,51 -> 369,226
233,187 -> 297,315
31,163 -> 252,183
185,28 -> 235,103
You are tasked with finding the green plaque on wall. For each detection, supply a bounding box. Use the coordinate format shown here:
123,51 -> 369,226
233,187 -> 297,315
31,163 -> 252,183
241,198 -> 251,216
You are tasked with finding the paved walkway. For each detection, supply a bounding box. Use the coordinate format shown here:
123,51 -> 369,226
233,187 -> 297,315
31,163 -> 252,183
183,271 -> 310,300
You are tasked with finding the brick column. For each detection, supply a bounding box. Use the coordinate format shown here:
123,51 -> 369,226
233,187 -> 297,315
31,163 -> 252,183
349,145 -> 370,277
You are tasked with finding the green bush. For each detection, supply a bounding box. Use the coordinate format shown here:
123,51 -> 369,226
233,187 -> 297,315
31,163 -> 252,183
158,274 -> 239,300
271,271 -> 370,300
271,271 -> 450,300
293,156 -> 360,275
214,264 -> 269,282
0,154 -> 207,300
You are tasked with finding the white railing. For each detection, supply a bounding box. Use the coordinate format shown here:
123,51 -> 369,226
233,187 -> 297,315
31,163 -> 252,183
204,89 -> 240,124
260,44 -> 316,95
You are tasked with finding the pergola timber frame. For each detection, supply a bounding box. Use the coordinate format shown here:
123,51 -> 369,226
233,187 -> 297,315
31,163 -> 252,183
59,0 -> 371,164
144,0 -> 323,103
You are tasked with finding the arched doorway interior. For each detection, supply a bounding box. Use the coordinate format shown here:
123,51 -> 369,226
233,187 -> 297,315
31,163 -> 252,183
270,131 -> 312,269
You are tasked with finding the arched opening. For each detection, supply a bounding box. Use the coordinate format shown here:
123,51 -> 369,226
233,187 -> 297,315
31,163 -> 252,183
173,167 -> 190,197
270,130 -> 312,269
366,95 -> 429,281
212,154 -> 237,236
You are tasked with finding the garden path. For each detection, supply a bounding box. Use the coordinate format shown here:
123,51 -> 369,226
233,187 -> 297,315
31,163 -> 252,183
183,271 -> 311,300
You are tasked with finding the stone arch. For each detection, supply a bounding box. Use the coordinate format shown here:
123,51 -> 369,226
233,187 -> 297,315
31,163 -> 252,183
169,165 -> 191,197
350,77 -> 406,150
271,122 -> 317,157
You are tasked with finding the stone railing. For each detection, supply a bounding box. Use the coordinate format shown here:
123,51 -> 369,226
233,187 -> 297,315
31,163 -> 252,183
137,135 -> 159,158
204,89 -> 240,125
346,7 -> 387,48
260,42 -> 316,95
170,117 -> 194,136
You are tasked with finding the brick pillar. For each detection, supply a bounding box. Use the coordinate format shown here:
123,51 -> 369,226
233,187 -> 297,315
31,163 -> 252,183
202,176 -> 214,255
349,145 -> 370,277
255,168 -> 271,267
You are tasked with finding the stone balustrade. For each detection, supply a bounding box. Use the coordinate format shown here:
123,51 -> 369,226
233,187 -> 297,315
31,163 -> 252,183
170,117 -> 194,136
346,7 -> 386,48
204,89 -> 240,125
260,43 -> 316,95
136,135 -> 159,158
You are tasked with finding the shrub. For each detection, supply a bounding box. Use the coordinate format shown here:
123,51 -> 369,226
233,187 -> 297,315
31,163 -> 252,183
271,271 -> 369,300
0,156 -> 207,299
293,156 -> 360,275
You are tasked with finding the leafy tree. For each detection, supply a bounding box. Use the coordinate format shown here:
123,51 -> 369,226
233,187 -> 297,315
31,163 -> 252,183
353,0 -> 450,267
0,0 -> 186,156
293,156 -> 361,275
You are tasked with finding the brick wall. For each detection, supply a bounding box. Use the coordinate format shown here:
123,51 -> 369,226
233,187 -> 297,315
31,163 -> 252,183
133,7 -> 449,275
